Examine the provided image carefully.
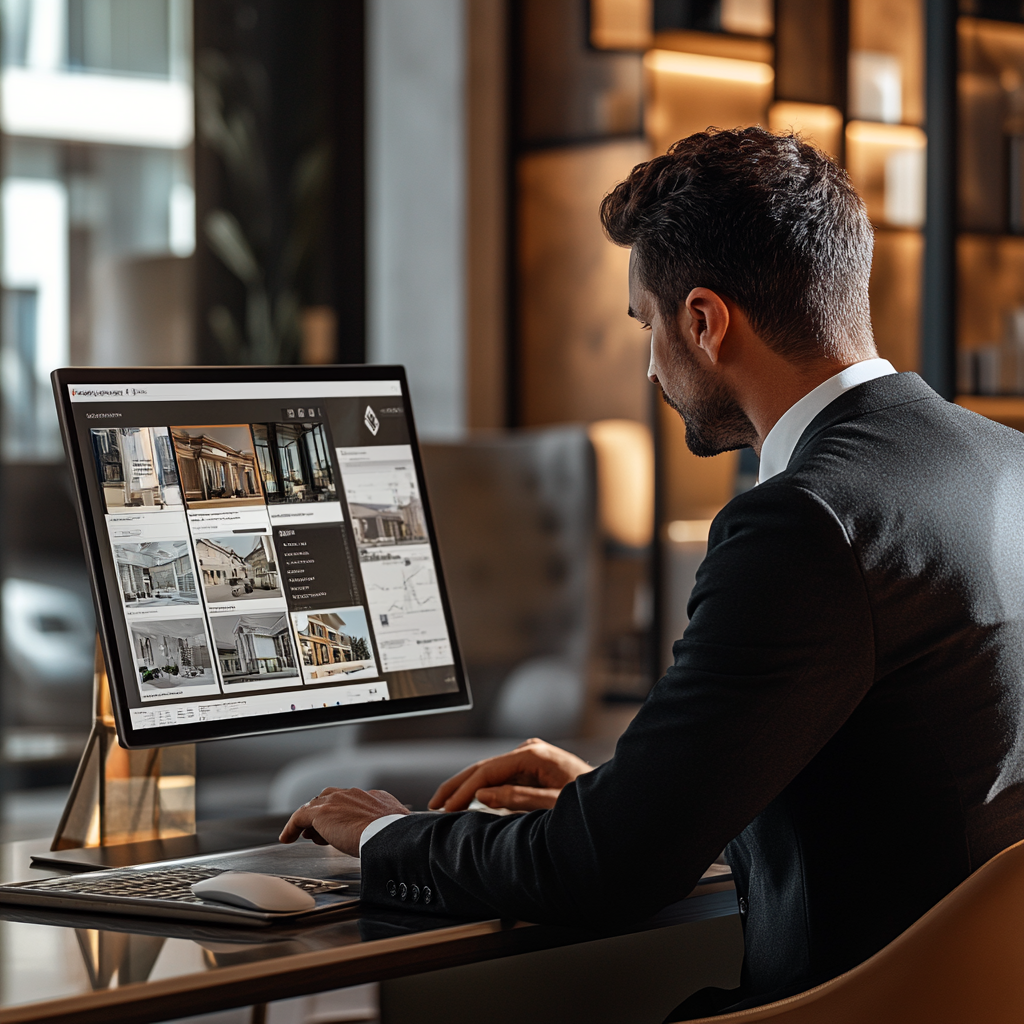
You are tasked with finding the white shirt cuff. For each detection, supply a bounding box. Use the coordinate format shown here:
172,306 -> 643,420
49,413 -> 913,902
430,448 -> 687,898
358,813 -> 407,856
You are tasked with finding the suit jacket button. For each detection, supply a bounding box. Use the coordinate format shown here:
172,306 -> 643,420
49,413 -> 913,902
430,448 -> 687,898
422,886 -> 432,905
410,885 -> 420,903
738,896 -> 748,915
387,880 -> 397,897
399,883 -> 408,901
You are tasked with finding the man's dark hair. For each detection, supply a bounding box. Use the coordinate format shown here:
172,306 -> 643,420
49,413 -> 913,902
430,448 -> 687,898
601,127 -> 875,362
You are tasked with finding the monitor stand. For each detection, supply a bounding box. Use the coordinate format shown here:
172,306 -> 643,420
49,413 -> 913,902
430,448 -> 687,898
32,637 -> 286,873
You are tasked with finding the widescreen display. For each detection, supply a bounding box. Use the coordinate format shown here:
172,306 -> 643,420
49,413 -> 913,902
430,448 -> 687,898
54,370 -> 467,746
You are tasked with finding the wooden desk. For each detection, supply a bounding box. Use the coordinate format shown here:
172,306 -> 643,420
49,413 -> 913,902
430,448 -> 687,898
0,838 -> 739,1024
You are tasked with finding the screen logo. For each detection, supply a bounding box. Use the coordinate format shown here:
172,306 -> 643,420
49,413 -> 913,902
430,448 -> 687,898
364,405 -> 380,436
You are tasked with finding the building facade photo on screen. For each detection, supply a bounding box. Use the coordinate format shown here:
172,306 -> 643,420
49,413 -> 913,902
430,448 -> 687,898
170,426 -> 264,509
211,612 -> 300,689
196,535 -> 282,604
292,606 -> 378,683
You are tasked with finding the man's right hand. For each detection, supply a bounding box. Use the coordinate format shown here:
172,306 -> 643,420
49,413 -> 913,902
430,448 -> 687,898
428,738 -> 593,813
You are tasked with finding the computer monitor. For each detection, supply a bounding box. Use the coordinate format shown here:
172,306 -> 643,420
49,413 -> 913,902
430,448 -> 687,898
51,366 -> 471,749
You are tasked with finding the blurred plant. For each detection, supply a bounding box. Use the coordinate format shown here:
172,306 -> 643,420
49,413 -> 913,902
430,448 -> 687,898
196,47 -> 330,364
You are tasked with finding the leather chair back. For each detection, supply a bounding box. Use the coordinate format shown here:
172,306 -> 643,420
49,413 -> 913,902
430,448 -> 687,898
687,837 -> 1024,1024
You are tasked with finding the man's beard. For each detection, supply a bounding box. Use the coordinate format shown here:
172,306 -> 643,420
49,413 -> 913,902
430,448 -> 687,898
662,341 -> 757,458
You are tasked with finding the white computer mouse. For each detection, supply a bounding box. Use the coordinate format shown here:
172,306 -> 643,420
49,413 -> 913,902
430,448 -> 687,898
190,871 -> 316,913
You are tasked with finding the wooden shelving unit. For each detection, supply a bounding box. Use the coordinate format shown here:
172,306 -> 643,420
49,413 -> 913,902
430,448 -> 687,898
946,11 -> 1024,409
589,1 -> 930,523
586,0 -> 932,671
586,3 -> 1024,419
956,394 -> 1024,431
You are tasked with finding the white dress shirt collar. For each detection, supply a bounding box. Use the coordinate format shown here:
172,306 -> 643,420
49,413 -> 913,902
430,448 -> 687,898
757,358 -> 897,484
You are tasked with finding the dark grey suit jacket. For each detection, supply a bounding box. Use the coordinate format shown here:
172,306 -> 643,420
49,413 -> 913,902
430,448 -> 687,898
362,373 -> 1024,1005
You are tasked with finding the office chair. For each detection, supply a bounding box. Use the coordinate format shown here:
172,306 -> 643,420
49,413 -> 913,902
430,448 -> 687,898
684,837 -> 1024,1024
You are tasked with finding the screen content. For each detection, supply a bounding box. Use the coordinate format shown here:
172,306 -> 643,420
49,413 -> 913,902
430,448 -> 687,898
67,380 -> 459,732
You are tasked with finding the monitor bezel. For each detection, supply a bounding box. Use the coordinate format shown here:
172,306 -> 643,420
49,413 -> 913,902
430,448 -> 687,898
52,364 -> 472,749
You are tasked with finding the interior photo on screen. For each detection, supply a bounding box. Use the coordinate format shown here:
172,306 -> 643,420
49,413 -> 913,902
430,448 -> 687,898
196,535 -> 282,603
170,426 -> 264,509
252,422 -> 337,504
113,541 -> 198,607
210,613 -> 301,689
292,606 -> 378,683
91,427 -> 182,513
130,618 -> 218,698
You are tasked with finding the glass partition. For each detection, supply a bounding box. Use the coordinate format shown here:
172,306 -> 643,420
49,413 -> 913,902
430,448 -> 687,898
0,0 -> 194,790
2,0 -> 194,459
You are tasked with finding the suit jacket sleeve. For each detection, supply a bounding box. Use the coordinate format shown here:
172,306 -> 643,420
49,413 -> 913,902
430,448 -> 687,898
361,482 -> 876,927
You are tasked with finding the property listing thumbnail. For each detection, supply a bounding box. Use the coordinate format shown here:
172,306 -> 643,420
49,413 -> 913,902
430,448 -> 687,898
197,534 -> 282,604
341,451 -> 427,549
292,605 -> 378,683
253,422 -> 336,504
170,426 -> 264,509
113,540 -> 198,608
130,618 -> 219,700
210,613 -> 301,691
91,427 -> 182,513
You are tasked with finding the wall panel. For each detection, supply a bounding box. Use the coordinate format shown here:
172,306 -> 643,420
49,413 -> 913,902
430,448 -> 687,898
517,140 -> 651,427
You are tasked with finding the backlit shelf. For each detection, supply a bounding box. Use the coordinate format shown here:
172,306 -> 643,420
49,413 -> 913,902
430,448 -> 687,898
956,395 -> 1024,432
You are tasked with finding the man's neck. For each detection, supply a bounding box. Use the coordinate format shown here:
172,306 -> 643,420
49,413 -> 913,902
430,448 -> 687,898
743,355 -> 875,457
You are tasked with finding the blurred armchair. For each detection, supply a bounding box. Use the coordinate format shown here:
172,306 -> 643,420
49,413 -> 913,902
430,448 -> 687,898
269,425 -> 600,812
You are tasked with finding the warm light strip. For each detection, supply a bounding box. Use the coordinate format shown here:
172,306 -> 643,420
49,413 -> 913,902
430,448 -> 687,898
644,48 -> 774,86
845,120 -> 926,148
667,519 -> 714,543
769,102 -> 844,132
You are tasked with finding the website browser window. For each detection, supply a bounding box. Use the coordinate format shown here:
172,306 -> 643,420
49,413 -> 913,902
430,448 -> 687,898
67,379 -> 459,734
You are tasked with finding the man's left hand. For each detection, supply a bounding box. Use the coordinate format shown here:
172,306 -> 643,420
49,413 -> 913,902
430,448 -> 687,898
279,788 -> 409,856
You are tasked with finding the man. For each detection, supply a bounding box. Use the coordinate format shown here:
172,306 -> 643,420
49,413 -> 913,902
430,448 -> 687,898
281,128 -> 1024,1017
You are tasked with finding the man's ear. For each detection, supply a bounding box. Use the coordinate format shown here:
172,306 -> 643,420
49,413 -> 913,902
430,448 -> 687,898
683,288 -> 730,365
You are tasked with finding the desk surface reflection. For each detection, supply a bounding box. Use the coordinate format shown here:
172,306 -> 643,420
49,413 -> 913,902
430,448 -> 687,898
0,837 -> 736,1023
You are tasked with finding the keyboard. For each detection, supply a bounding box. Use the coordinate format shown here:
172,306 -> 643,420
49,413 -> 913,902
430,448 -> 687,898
0,862 -> 358,926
